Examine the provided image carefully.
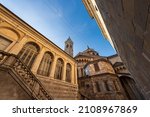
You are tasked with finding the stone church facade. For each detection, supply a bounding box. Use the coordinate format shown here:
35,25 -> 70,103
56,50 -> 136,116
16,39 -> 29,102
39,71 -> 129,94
0,4 -> 78,100
75,47 -> 144,99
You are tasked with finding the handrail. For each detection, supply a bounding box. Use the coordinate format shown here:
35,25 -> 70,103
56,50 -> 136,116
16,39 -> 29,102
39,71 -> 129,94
0,50 -> 53,100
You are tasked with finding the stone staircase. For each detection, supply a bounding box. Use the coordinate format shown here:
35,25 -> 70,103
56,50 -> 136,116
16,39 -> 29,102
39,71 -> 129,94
0,50 -> 53,100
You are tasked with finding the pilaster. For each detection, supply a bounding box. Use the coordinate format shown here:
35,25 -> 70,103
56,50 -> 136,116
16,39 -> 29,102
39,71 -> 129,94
9,35 -> 28,55
71,64 -> 74,84
62,61 -> 67,81
74,63 -> 78,84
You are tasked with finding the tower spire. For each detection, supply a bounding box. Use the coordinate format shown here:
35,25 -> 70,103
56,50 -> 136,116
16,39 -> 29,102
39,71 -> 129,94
87,45 -> 90,49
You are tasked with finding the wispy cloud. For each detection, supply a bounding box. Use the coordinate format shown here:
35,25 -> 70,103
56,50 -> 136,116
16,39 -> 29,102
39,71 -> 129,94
0,0 -> 116,56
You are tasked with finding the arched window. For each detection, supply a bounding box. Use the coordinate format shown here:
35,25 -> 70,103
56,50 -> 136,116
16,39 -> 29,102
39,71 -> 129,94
66,44 -> 69,48
0,36 -> 12,50
18,42 -> 39,69
93,63 -> 100,72
54,58 -> 64,80
66,63 -> 71,83
37,52 -> 53,76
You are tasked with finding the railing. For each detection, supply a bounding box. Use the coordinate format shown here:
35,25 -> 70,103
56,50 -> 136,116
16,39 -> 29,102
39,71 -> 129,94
0,50 -> 53,100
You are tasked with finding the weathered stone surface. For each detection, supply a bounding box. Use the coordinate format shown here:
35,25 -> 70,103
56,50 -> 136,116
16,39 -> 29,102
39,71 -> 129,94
78,74 -> 126,100
0,69 -> 32,100
38,76 -> 78,100
95,0 -> 150,99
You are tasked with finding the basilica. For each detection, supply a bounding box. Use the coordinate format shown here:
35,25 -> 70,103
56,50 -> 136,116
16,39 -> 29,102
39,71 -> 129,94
75,47 -> 143,99
0,3 -> 146,100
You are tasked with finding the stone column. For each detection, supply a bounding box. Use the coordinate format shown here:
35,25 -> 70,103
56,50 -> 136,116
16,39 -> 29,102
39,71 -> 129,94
31,47 -> 45,75
107,80 -> 114,91
49,54 -> 58,79
78,67 -> 81,77
9,35 -> 28,55
71,63 -> 74,84
101,81 -> 107,92
62,61 -> 67,81
73,63 -> 78,84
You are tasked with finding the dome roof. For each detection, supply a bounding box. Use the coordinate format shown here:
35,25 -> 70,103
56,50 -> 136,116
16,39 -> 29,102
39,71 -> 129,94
75,47 -> 100,58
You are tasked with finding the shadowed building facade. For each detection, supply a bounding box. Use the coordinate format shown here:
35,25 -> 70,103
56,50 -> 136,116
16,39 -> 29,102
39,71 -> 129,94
0,4 -> 77,100
82,0 -> 150,99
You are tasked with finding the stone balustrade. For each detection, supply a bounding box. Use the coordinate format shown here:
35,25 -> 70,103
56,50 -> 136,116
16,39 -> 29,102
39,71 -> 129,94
0,50 -> 53,100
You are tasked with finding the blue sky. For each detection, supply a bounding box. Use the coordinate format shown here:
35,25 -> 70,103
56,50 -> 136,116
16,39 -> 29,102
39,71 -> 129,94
0,0 -> 116,56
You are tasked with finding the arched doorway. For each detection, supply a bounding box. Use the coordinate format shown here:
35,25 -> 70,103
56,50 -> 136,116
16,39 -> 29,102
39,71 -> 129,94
119,76 -> 144,100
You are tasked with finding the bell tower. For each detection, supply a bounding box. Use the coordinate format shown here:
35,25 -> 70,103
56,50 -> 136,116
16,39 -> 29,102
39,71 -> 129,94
65,37 -> 73,57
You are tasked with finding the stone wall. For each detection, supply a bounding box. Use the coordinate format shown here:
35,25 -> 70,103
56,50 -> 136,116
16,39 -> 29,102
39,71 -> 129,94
95,0 -> 150,99
108,55 -> 130,75
85,60 -> 115,76
78,73 -> 126,100
108,55 -> 122,65
0,69 -> 32,100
